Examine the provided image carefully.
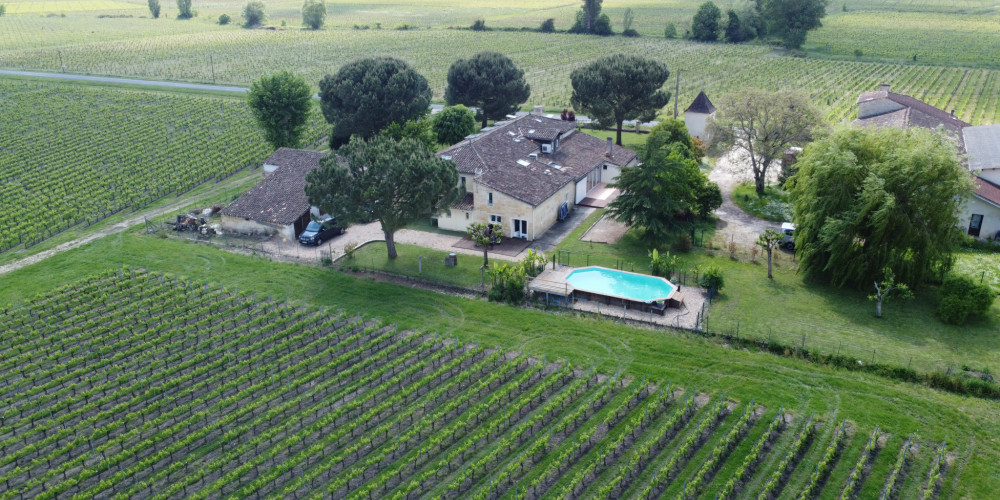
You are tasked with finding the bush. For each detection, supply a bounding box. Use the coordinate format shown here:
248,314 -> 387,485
675,234 -> 693,253
470,19 -> 486,31
649,249 -> 679,278
937,274 -> 996,324
343,241 -> 358,259
218,13 -> 230,24
593,13 -> 613,35
698,265 -> 725,292
394,23 -> 418,30
539,18 -> 555,32
664,22 -> 677,38
622,28 -> 640,37
242,0 -> 266,27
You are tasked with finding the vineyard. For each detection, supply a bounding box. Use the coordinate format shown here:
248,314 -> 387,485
0,267 -> 955,499
3,18 -> 1000,127
0,79 -> 327,253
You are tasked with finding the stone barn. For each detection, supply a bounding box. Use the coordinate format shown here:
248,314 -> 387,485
220,148 -> 327,241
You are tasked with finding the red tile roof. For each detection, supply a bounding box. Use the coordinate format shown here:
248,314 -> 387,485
972,174 -> 1000,207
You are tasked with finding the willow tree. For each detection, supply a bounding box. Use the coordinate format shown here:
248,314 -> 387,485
790,126 -> 971,288
305,136 -> 460,259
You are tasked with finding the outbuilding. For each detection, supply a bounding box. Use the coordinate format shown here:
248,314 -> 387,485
220,148 -> 327,241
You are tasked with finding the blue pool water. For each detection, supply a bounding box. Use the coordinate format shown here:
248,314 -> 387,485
566,267 -> 676,303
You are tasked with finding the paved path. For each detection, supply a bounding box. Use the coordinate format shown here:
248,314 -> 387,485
708,149 -> 780,247
0,69 -> 251,93
0,174 -> 254,276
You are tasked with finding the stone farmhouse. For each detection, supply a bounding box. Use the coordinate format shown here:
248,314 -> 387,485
435,113 -> 638,241
220,148 -> 326,241
854,84 -> 1000,240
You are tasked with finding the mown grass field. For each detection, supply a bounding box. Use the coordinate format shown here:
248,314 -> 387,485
0,235 -> 997,498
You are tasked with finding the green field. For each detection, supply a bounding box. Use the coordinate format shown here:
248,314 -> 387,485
0,243 -> 993,498
2,1 -> 1000,125
0,79 -> 328,254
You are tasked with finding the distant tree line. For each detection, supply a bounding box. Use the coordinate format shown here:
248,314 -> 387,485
691,0 -> 828,49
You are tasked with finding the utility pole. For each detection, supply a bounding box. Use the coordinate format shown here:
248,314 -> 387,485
210,54 -> 216,84
673,69 -> 680,119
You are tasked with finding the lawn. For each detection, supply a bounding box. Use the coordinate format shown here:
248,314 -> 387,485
731,182 -> 793,222
553,210 -> 1000,375
0,231 -> 998,498
343,241 -> 486,289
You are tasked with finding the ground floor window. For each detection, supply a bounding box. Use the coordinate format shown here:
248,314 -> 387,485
490,214 -> 502,225
969,213 -> 984,237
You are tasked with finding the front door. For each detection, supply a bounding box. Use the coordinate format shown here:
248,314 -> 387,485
513,219 -> 528,239
969,214 -> 984,237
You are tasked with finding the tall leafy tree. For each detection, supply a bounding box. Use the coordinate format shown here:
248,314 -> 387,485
570,54 -> 671,146
691,2 -> 721,42
445,52 -> 530,129
305,136 -> 460,259
608,120 -> 719,240
433,105 -> 477,145
319,57 -> 431,148
301,0 -> 326,29
147,0 -> 161,18
247,70 -> 313,149
241,0 -> 266,27
176,0 -> 192,19
790,126 -> 972,288
707,88 -> 824,196
763,0 -> 828,49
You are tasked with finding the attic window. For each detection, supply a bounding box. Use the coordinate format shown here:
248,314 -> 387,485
517,159 -> 531,167
528,129 -> 536,134
507,131 -> 516,136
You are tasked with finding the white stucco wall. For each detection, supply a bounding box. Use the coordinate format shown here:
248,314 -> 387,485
960,196 -> 1000,240
684,112 -> 710,139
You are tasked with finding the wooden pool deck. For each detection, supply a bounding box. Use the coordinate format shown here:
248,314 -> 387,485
529,266 -> 707,329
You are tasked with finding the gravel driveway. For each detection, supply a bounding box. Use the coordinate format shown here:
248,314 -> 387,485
708,148 -> 783,247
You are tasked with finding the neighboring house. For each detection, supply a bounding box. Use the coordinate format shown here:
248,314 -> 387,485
220,148 -> 327,241
684,91 -> 716,140
854,85 -> 1000,240
964,125 -> 1000,239
854,84 -> 970,147
436,113 -> 637,241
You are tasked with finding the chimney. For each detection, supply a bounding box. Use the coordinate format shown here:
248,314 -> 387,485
532,105 -> 544,114
951,109 -> 956,117
878,83 -> 890,92
606,137 -> 613,157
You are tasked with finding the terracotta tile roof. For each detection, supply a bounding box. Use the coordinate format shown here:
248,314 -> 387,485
439,115 -> 636,207
453,192 -> 474,211
221,148 -> 327,225
684,91 -> 716,114
972,174 -> 1000,207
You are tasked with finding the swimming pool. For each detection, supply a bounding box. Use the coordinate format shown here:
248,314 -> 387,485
565,267 -> 676,303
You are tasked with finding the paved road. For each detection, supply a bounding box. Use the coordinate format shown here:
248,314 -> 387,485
1,70 -> 663,127
0,69 -> 252,93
